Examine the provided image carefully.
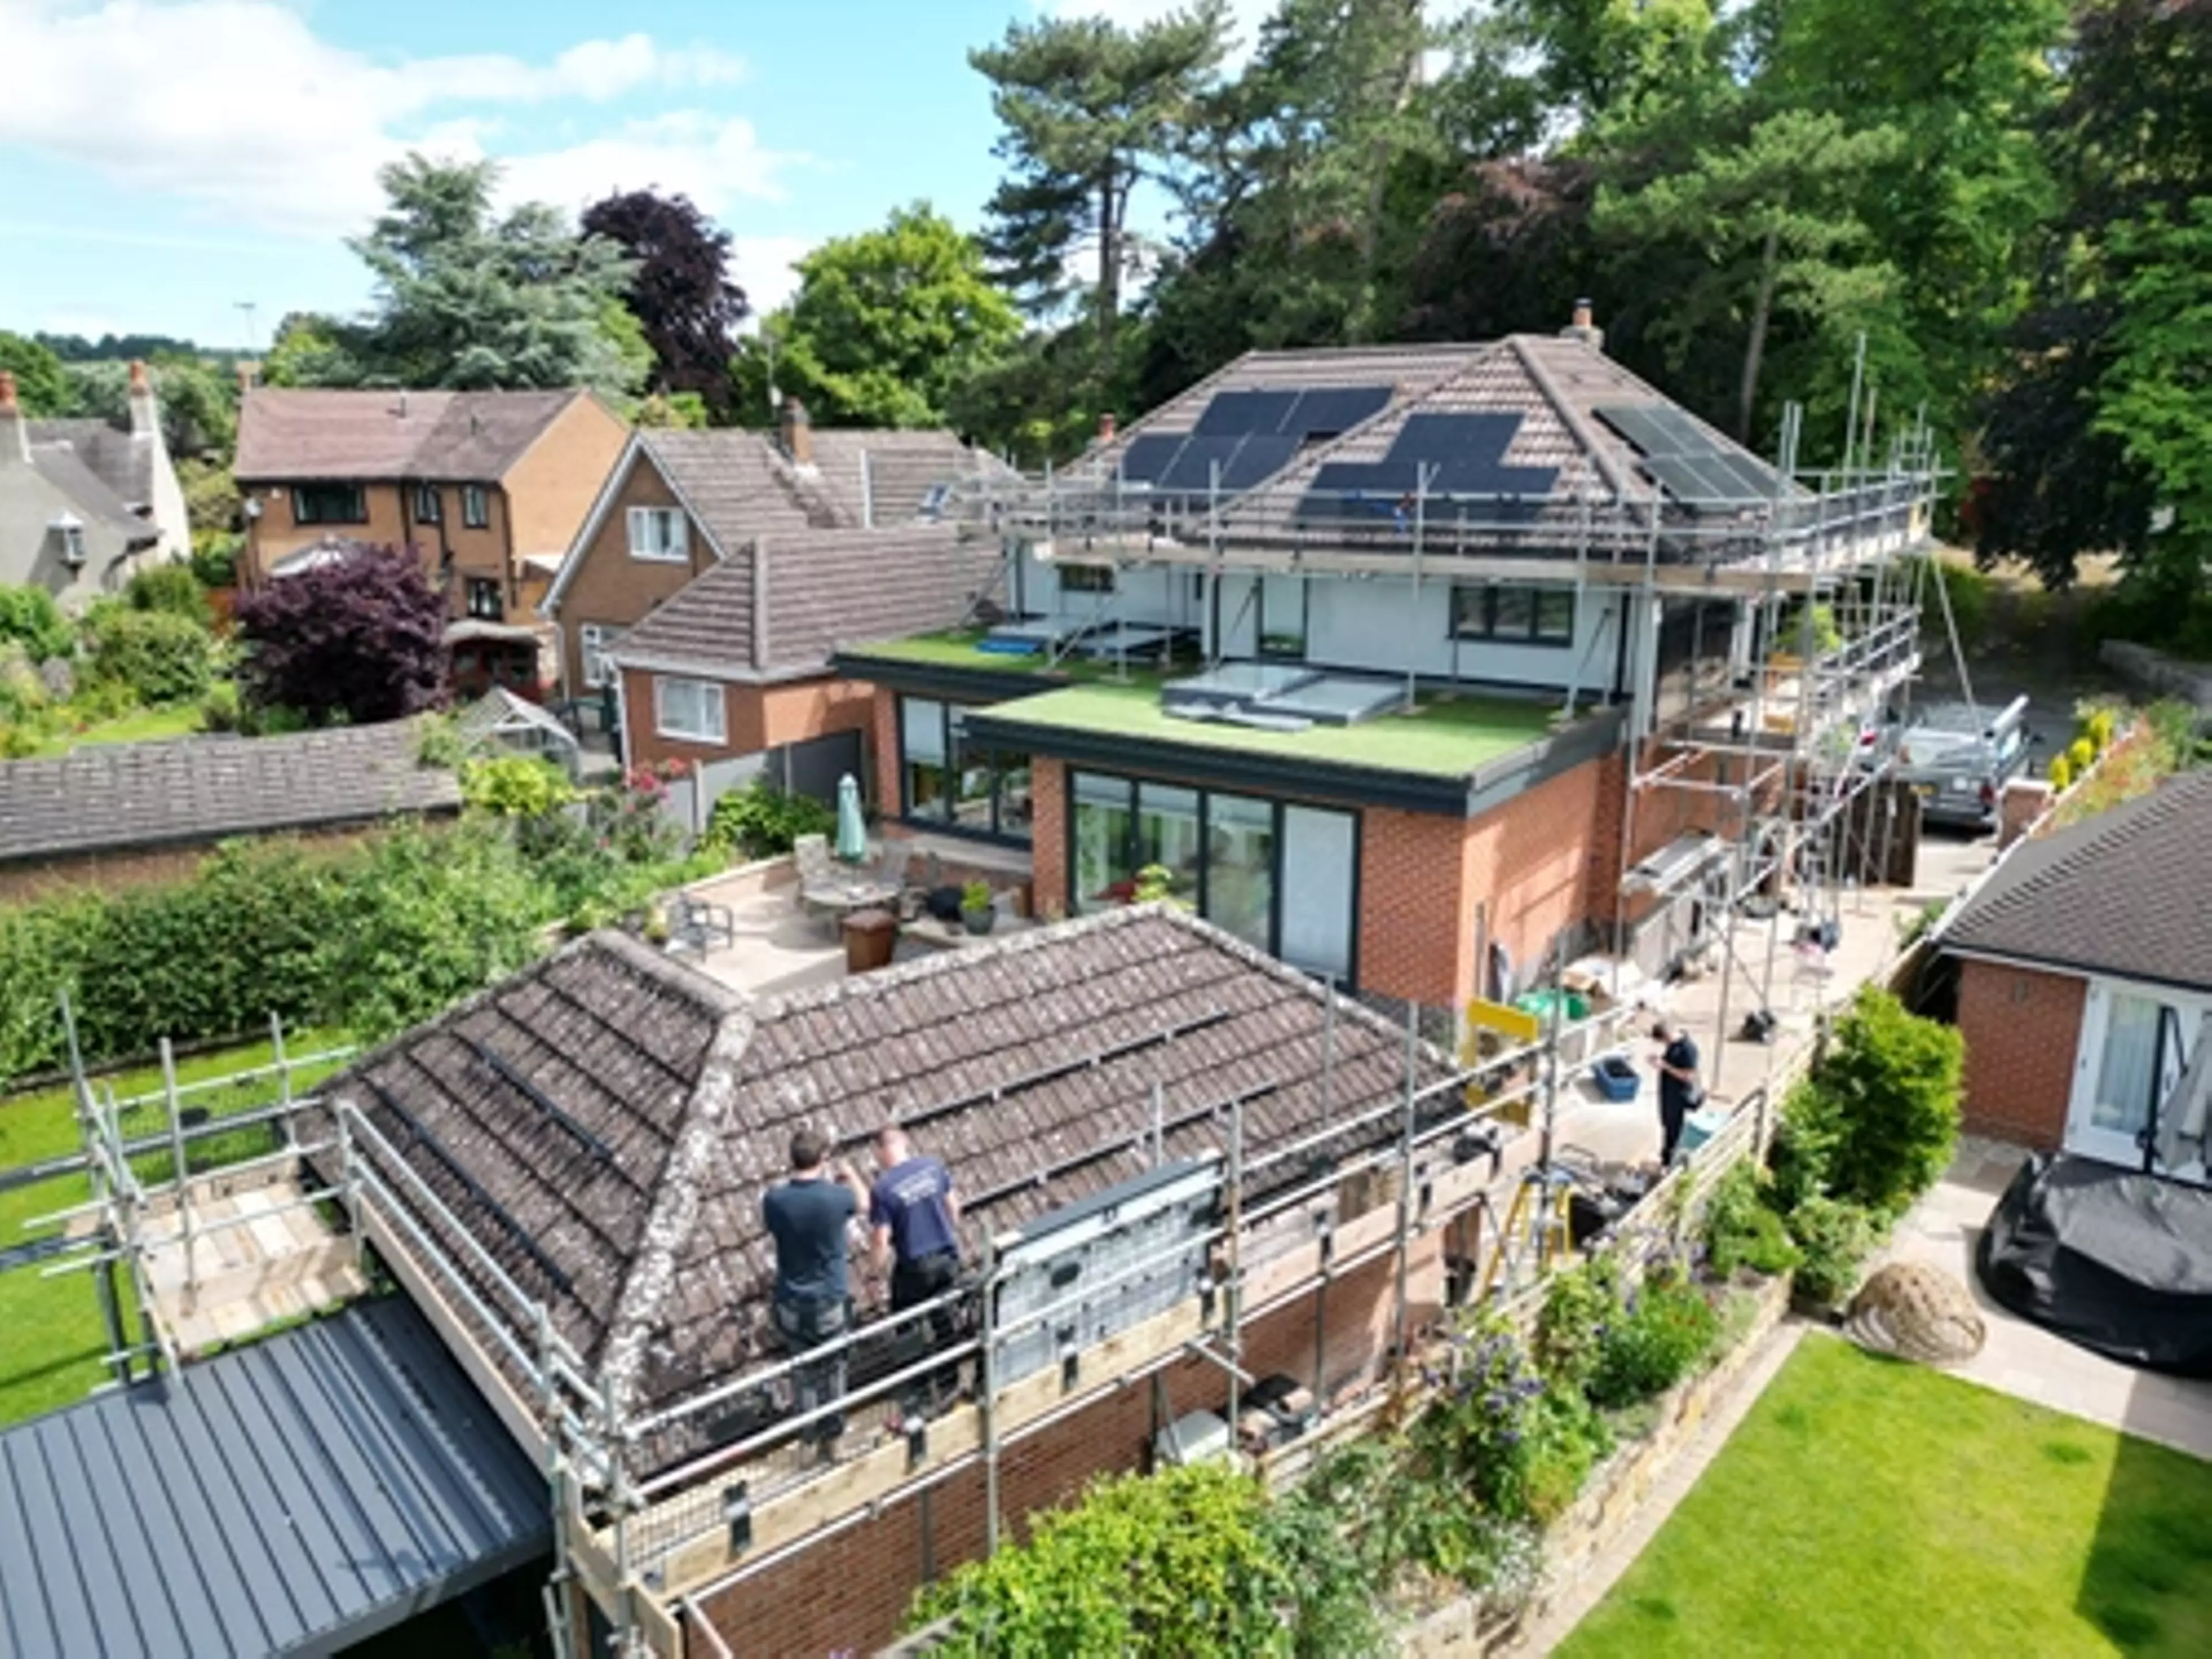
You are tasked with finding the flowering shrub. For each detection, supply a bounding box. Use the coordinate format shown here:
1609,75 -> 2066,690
1586,1261 -> 1722,1410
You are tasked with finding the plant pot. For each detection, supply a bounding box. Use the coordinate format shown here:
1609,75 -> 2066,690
960,906 -> 997,937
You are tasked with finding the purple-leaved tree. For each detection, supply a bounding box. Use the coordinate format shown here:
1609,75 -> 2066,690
233,542 -> 448,724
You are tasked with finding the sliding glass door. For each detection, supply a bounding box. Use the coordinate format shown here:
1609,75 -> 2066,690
1068,770 -> 1357,983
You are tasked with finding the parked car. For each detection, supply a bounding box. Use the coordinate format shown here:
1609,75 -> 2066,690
1878,695 -> 2033,829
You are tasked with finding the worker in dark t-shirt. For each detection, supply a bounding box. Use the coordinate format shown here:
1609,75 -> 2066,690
869,1124 -> 963,1416
1652,1019 -> 1703,1166
762,1127 -> 868,1452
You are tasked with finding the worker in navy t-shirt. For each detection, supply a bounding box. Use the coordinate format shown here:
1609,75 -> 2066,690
762,1127 -> 867,1450
869,1124 -> 964,1416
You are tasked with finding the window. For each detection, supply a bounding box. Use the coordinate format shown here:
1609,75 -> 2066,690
1450,582 -> 1575,645
1257,574 -> 1308,660
627,506 -> 689,562
654,676 -> 725,743
1069,771 -> 1357,980
579,623 -> 619,690
291,484 -> 366,525
413,483 -> 442,524
462,484 -> 490,529
897,695 -> 1032,843
2092,994 -> 2162,1137
465,578 -> 503,620
1059,563 -> 1115,594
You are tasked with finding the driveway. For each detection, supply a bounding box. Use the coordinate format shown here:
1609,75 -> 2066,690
1885,1137 -> 2212,1461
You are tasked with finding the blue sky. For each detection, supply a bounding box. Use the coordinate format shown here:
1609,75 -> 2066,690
0,0 -> 1272,349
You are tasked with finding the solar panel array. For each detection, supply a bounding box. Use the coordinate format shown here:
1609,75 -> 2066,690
1115,384 -> 1392,498
1296,412 -> 1562,524
1594,404 -> 1787,504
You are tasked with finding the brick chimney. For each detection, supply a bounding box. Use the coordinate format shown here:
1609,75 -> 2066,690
127,359 -> 158,438
779,395 -> 813,467
0,372 -> 28,463
1560,298 -> 1605,352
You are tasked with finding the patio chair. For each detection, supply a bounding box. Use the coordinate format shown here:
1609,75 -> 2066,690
667,892 -> 735,954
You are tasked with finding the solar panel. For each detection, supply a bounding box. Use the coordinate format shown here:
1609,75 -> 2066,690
1594,404 -> 1684,457
1644,454 -> 1749,503
1221,433 -> 1301,489
1389,412 -> 1523,469
1283,385 -> 1391,438
1194,389 -> 1301,437
1707,452 -> 1786,499
1159,435 -> 1244,491
1117,433 -> 1184,484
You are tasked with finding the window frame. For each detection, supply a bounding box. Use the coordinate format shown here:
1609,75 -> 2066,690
464,577 -> 504,621
461,483 -> 490,529
1256,574 -> 1309,661
1057,563 -> 1115,594
413,483 -> 442,524
653,675 -> 726,744
626,505 -> 690,563
895,694 -> 1032,845
290,484 -> 367,526
578,623 -> 619,690
1449,582 -> 1575,647
1065,767 -> 1360,986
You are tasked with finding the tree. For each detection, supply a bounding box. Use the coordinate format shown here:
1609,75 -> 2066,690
260,312 -> 365,388
60,356 -> 237,459
232,543 -> 446,724
736,205 -> 1023,430
1594,108 -> 1907,441
347,154 -> 643,400
579,190 -> 749,419
1974,0 -> 2210,600
0,332 -> 69,416
970,2 -> 1228,353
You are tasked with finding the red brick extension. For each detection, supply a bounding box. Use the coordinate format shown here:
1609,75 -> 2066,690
1955,956 -> 2086,1148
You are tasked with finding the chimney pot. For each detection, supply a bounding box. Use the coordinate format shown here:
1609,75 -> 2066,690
779,396 -> 813,468
0,372 -> 25,464
1099,412 -> 1117,444
0,370 -> 17,413
127,359 -> 158,437
1562,298 -> 1604,352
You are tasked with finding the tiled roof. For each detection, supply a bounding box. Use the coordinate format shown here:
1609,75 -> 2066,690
321,908 -> 1460,1468
807,429 -> 1013,526
641,429 -> 842,542
0,721 -> 463,864
610,523 -> 998,677
234,388 -> 586,482
24,442 -> 152,537
27,416 -> 156,509
1944,769 -> 2212,993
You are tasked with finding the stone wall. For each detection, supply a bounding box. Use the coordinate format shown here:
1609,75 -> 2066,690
1398,1270 -> 1796,1657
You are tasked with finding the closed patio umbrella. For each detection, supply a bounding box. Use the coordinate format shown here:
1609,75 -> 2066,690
835,773 -> 868,863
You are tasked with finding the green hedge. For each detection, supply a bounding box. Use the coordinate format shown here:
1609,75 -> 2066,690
0,812 -> 715,1086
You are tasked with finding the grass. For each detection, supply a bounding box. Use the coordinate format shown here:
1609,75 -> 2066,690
1559,1334 -> 2212,1658
20,701 -> 205,757
980,679 -> 1565,778
0,1027 -> 353,1427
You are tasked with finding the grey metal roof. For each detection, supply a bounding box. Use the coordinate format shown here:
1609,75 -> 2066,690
0,1295 -> 547,1658
1944,768 -> 2212,993
0,719 -> 463,865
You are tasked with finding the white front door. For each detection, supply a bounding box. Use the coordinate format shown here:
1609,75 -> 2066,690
2067,983 -> 2207,1177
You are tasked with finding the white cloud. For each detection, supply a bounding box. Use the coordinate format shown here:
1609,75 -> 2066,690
0,1 -> 786,238
728,236 -> 817,323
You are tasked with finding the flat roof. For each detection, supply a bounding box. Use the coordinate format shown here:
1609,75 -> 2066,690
0,1295 -> 547,1659
969,679 -> 1560,778
842,628 -> 1191,686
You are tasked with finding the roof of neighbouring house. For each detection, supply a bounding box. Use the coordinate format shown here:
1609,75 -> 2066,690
1944,769 -> 2212,993
607,522 -> 1001,680
317,907 -> 1460,1471
234,387 -> 590,482
28,415 -> 159,511
0,719 -> 463,865
20,440 -> 156,539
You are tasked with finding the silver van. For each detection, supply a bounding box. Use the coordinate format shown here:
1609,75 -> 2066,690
1885,695 -> 2033,829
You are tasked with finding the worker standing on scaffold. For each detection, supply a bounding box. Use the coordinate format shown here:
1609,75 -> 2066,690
869,1123 -> 964,1419
763,1127 -> 869,1460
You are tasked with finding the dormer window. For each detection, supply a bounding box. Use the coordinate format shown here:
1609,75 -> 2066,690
50,511 -> 86,570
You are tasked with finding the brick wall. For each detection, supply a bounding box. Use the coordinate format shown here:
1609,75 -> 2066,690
693,1247 -> 1437,1656
1022,749 -> 1622,1009
1956,957 -> 2086,1146
559,457 -> 715,695
618,670 -> 875,772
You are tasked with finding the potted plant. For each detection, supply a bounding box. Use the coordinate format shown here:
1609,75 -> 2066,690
959,878 -> 997,936
642,902 -> 672,946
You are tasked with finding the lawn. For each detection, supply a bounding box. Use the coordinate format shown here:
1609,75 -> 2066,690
979,679 -> 1566,778
24,701 -> 205,756
0,1027 -> 353,1426
1559,1334 -> 2212,1658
